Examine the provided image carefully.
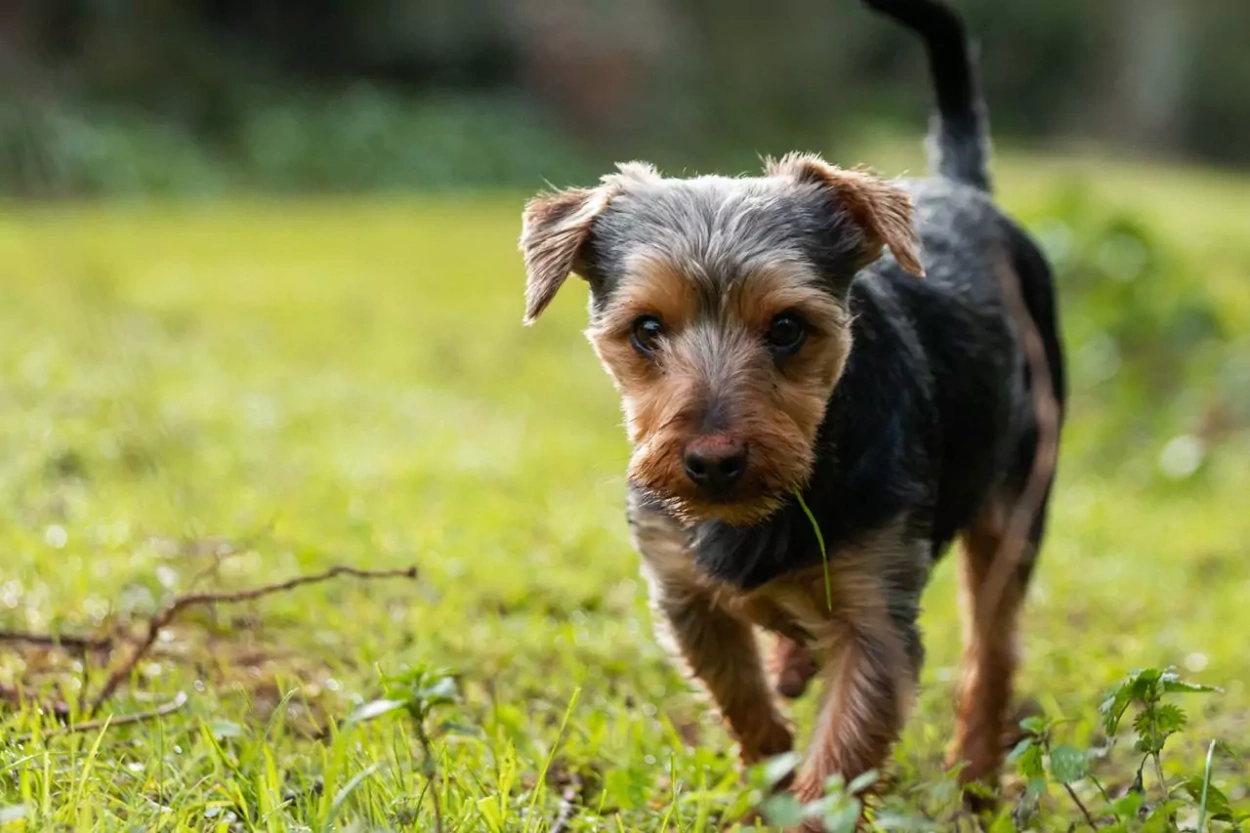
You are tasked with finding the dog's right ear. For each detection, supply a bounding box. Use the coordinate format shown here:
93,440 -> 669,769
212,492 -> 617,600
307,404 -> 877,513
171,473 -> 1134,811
519,187 -> 611,324
766,152 -> 924,278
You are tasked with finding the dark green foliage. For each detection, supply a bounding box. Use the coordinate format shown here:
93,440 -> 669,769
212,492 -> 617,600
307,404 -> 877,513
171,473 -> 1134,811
1099,668 -> 1219,738
5,0 -> 1250,193
1010,668 -> 1241,832
2,93 -> 595,197
746,757 -> 894,833
1049,745 -> 1091,785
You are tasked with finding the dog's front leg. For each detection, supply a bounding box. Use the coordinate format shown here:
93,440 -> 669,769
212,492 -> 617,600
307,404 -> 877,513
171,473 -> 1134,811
792,611 -> 914,802
776,545 -> 925,830
631,502 -> 793,766
650,577 -> 794,766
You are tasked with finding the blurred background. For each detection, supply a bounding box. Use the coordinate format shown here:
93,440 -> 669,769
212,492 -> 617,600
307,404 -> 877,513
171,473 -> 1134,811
2,1 -> 1250,827
3,0 -> 1250,195
11,0 -> 1242,485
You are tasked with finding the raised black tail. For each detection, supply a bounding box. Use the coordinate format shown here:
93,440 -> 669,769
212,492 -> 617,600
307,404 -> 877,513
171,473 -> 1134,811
862,0 -> 992,192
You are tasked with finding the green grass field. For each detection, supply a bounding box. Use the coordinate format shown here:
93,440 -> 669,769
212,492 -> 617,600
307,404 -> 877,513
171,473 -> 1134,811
2,147 -> 1248,831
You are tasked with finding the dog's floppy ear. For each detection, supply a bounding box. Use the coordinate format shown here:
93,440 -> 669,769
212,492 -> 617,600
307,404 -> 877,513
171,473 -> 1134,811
767,152 -> 924,277
519,186 -> 611,324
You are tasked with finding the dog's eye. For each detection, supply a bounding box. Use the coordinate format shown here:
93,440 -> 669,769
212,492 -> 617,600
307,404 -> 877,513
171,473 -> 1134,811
766,313 -> 806,355
630,315 -> 664,356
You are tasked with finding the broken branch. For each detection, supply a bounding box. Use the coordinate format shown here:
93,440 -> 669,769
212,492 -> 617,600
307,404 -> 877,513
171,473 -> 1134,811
0,630 -> 112,652
14,691 -> 189,743
87,564 -> 418,715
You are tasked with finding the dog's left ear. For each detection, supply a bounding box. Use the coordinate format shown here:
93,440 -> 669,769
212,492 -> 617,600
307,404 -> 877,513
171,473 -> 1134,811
519,186 -> 612,324
768,152 -> 924,277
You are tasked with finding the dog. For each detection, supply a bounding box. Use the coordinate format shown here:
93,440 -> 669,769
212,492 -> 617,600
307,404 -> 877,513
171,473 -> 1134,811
519,0 -> 1065,823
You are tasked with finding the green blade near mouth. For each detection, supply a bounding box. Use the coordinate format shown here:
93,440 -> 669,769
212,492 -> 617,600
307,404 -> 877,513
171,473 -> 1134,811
794,491 -> 832,611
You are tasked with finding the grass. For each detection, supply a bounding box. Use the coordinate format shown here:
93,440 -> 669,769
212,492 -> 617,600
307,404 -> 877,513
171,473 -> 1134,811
1,145 -> 1249,831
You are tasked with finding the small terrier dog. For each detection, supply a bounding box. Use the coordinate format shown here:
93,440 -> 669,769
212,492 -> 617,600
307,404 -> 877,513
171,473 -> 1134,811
519,0 -> 1065,821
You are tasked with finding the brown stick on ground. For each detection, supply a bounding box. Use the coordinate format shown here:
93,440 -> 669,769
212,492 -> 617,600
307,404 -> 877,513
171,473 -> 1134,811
0,630 -> 113,652
0,682 -> 71,717
86,564 -> 419,715
14,691 -> 189,743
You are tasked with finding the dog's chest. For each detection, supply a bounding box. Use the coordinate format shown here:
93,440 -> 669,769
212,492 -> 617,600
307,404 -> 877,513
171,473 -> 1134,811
632,494 -> 915,652
719,570 -> 834,645
631,503 -> 836,645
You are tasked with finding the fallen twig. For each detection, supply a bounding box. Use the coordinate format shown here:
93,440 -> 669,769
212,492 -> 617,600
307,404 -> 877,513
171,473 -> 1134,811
0,682 -> 70,717
13,691 -> 189,743
88,564 -> 418,715
0,630 -> 112,653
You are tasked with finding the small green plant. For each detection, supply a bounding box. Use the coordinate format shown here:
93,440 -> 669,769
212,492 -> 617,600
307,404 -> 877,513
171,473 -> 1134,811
742,752 -> 877,833
1008,667 -> 1245,831
346,665 -> 466,833
743,754 -> 932,832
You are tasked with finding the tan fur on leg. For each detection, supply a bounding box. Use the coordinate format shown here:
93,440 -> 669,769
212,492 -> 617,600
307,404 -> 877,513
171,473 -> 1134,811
792,610 -> 912,807
949,500 -> 1027,803
631,498 -> 793,766
747,542 -> 920,818
660,589 -> 795,765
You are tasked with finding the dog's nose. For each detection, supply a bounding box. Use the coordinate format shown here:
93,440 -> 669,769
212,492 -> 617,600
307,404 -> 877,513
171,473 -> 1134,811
683,439 -> 747,493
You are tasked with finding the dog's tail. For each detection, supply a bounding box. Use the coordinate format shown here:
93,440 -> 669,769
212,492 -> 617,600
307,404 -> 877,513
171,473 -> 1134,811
862,0 -> 992,192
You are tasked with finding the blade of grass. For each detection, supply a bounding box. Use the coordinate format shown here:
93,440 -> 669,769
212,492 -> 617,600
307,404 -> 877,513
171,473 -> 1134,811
72,717 -> 113,814
263,688 -> 299,743
321,762 -> 380,833
41,746 -> 52,822
658,753 -> 679,833
524,686 -> 580,832
795,492 -> 832,611
1196,739 -> 1216,832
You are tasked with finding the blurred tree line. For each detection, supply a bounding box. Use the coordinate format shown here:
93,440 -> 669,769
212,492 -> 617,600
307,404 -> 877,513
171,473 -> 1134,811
2,0 -> 1248,194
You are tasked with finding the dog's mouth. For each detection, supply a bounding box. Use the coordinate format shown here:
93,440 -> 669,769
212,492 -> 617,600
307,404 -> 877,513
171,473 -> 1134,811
634,481 -> 788,528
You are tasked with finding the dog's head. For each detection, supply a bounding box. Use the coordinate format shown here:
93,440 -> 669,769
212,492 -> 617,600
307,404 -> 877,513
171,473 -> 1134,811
520,153 -> 922,526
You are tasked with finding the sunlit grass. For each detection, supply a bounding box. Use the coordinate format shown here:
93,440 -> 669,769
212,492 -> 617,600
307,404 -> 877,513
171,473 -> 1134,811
1,148 -> 1248,830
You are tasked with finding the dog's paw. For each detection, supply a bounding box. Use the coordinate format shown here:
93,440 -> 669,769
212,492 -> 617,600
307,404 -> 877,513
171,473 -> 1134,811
1002,696 -> 1043,749
769,636 -> 819,699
